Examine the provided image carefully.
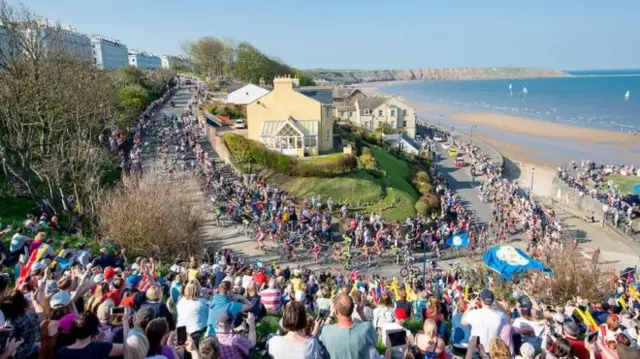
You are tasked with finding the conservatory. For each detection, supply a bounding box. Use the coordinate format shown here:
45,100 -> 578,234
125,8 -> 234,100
259,116 -> 319,157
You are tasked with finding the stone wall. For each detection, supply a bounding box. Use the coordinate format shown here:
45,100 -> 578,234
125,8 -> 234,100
551,176 -> 604,216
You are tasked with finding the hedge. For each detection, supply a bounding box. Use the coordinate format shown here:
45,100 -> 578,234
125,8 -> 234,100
222,133 -> 356,177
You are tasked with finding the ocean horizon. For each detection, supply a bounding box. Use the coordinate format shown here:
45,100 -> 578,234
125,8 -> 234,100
380,75 -> 640,133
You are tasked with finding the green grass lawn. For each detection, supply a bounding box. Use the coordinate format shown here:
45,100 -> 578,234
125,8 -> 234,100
606,174 -> 640,195
0,196 -> 37,228
368,146 -> 418,220
280,170 -> 383,206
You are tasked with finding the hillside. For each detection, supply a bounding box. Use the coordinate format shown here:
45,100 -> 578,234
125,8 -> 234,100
306,67 -> 567,84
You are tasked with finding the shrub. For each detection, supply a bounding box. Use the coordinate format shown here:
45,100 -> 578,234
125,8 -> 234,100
359,147 -> 377,169
96,169 -> 207,262
412,170 -> 433,195
295,154 -> 357,177
527,246 -> 616,305
415,194 -> 440,215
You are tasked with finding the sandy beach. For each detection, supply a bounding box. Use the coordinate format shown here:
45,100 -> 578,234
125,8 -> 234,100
451,112 -> 638,143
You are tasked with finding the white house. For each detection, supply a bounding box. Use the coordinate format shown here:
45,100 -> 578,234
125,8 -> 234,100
128,49 -> 161,69
91,35 -> 128,70
226,83 -> 270,105
23,18 -> 92,60
353,96 -> 417,139
384,133 -> 421,155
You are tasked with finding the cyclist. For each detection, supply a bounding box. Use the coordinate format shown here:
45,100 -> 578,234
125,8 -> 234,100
340,245 -> 352,269
311,242 -> 322,263
256,227 -> 267,251
391,243 -> 401,264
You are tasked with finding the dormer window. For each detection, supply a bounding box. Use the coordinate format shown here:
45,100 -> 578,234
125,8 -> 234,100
364,109 -> 370,115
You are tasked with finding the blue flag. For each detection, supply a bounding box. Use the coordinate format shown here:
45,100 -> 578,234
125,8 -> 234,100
483,245 -> 552,281
446,233 -> 470,248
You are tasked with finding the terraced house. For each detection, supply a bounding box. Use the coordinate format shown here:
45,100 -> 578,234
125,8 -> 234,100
246,75 -> 334,157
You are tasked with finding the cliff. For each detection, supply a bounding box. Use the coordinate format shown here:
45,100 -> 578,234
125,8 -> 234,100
306,67 -> 568,84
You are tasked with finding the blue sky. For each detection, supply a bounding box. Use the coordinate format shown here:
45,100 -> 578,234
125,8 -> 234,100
15,0 -> 640,70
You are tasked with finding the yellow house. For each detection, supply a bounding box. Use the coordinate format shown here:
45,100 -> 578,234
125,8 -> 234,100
246,75 -> 334,157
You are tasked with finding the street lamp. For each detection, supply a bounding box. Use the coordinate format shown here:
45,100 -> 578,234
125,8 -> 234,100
530,167 -> 535,195
470,125 -> 478,146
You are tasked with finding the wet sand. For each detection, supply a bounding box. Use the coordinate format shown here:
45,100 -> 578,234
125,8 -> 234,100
451,112 -> 638,143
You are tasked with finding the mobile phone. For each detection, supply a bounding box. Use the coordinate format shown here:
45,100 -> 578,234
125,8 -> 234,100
587,331 -> 599,344
318,309 -> 328,319
110,307 -> 125,316
387,329 -> 407,347
177,326 -> 187,346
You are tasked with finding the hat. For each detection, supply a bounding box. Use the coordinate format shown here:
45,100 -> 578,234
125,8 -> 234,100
479,289 -> 494,304
93,274 -> 105,283
519,343 -> 536,359
45,280 -> 59,295
104,267 -> 116,281
218,311 -> 232,326
394,307 -> 408,321
125,274 -> 142,288
58,313 -> 77,333
50,291 -> 72,309
97,301 -> 113,322
553,313 -> 565,324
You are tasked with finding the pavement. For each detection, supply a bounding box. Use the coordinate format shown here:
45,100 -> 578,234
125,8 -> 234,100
142,90 -> 638,280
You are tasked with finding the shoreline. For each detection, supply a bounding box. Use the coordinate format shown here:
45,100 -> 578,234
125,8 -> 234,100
363,84 -> 640,166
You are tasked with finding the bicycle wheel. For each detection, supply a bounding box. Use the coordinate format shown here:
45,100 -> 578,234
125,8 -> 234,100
400,267 -> 409,278
411,266 -> 422,277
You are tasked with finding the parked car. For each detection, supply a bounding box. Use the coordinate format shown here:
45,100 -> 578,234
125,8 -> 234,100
433,135 -> 444,142
441,143 -> 451,150
232,119 -> 247,129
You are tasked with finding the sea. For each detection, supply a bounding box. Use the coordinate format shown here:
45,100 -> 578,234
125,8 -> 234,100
381,70 -> 640,133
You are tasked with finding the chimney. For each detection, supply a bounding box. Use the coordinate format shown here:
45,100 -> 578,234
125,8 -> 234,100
273,75 -> 293,90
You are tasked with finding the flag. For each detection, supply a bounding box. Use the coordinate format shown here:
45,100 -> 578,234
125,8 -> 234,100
483,245 -> 552,281
446,233 -> 470,248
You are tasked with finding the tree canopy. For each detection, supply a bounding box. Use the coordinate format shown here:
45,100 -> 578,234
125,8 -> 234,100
183,36 -> 315,85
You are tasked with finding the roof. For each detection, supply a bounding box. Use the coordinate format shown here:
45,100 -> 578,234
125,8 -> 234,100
297,89 -> 333,105
385,133 -> 420,151
260,117 -> 319,137
357,97 -> 386,110
226,84 -> 270,105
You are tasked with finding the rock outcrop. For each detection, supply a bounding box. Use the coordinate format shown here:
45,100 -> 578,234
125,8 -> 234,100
306,67 -> 567,84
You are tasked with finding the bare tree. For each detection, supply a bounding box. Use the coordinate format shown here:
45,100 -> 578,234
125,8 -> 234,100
0,0 -> 117,218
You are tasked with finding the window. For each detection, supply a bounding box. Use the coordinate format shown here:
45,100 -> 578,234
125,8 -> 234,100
391,109 -> 396,116
402,120 -> 407,127
340,111 -> 345,118
403,109 -> 407,116
326,129 -> 330,142
378,110 -> 383,116
364,109 -> 370,115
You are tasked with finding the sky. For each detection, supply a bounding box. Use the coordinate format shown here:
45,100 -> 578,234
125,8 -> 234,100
13,0 -> 640,70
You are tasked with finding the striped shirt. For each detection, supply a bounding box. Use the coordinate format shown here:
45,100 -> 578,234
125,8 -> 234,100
258,288 -> 281,313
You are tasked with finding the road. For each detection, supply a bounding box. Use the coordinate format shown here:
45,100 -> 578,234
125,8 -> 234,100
142,90 -> 637,280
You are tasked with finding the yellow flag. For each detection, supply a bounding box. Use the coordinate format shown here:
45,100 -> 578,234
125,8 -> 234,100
630,287 -> 640,303
575,308 -> 597,331
618,295 -> 628,310
464,284 -> 469,301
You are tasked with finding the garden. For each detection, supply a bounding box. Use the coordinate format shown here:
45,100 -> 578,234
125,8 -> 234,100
223,125 -> 440,220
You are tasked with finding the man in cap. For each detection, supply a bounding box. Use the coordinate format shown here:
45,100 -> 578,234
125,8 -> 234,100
461,289 -> 509,351
215,311 -> 256,359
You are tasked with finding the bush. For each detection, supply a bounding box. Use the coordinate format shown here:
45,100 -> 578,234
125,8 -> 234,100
415,195 -> 440,215
360,147 -> 377,169
412,170 -> 433,195
96,169 -> 207,262
295,154 -> 357,177
223,133 -> 356,177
